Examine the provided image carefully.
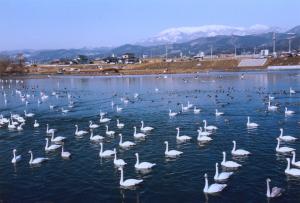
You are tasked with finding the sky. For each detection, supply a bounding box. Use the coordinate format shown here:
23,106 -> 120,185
0,0 -> 299,50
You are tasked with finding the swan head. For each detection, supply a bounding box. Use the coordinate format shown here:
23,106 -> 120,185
286,158 -> 290,163
280,128 -> 283,132
222,151 -> 226,155
164,141 -> 168,145
118,167 -> 123,171
13,149 -> 17,152
133,126 -> 136,129
176,127 -> 179,130
75,124 -> 78,127
89,121 -> 92,124
292,151 -> 295,155
216,162 -> 218,167
203,120 -> 206,123
141,121 -> 144,124
266,178 -> 271,182
114,148 -> 116,153
119,133 -> 122,137
28,150 -> 32,154
135,153 -> 138,156
100,143 -> 103,147
232,140 -> 236,144
204,173 -> 207,178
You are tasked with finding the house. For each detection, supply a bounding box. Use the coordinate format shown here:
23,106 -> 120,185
121,53 -> 139,64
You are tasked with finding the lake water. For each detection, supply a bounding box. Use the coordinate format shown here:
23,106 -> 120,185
0,70 -> 300,203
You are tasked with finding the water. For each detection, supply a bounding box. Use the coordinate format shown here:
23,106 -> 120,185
0,70 -> 300,203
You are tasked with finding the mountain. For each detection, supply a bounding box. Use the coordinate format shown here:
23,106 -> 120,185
138,24 -> 283,46
286,25 -> 300,34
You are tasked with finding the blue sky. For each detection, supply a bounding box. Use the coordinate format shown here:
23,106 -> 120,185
0,0 -> 299,50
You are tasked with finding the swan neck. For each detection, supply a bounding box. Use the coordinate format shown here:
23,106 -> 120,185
136,154 -> 139,165
13,151 -> 16,159
120,169 -> 124,184
276,139 -> 280,150
292,153 -> 296,163
222,153 -> 226,163
286,159 -> 290,171
119,135 -> 122,144
215,164 -> 219,178
165,142 -> 168,153
45,139 -> 49,149
204,177 -> 208,192
29,152 -> 33,163
176,129 -> 179,137
100,144 -> 103,154
232,142 -> 236,152
266,180 -> 270,197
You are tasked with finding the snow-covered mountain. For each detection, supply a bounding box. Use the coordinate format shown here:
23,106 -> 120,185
139,24 -> 282,46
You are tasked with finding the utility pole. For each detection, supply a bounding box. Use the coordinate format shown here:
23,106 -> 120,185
210,46 -> 213,60
165,46 -> 168,61
272,32 -> 276,56
234,46 -> 237,58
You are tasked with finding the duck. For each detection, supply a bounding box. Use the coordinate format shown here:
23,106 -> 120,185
45,138 -> 61,152
24,110 -> 34,117
75,124 -> 88,136
231,141 -> 250,156
46,124 -> 56,134
203,120 -> 218,131
119,134 -> 135,148
193,106 -> 201,114
113,148 -> 126,167
275,138 -> 295,154
197,130 -> 213,142
246,116 -> 259,128
116,119 -> 124,128
118,167 -> 143,188
100,115 -> 110,123
266,178 -> 284,198
164,141 -> 183,157
99,143 -> 115,158
203,173 -> 227,194
169,109 -> 178,117
133,126 -> 146,139
89,129 -> 104,142
285,107 -> 295,116
176,127 -> 192,141
51,132 -> 66,143
221,152 -> 241,168
11,149 -> 22,164
140,121 -> 154,132
134,153 -> 156,170
215,109 -> 224,116
278,128 -> 297,142
291,151 -> 300,167
214,163 -> 233,182
285,158 -> 300,176
198,127 -> 212,136
267,101 -> 278,111
61,146 -> 71,158
105,125 -> 115,136
89,121 -> 99,129
28,150 -> 49,165
33,120 -> 39,128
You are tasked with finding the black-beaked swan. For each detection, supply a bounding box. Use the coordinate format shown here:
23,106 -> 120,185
45,138 -> 61,152
221,152 -> 241,168
246,116 -> 258,128
99,143 -> 115,158
89,129 -> 104,142
46,124 -> 56,134
119,134 -> 135,148
278,128 -> 297,142
215,109 -> 224,116
291,151 -> 300,168
116,119 -> 125,128
114,149 -> 126,167
11,149 -> 22,164
214,163 -> 233,182
51,132 -> 66,143
285,107 -> 295,116
193,106 -> 201,114
140,121 -> 154,132
176,127 -> 192,141
169,109 -> 177,117
118,167 -> 143,188
89,121 -> 99,129
75,124 -> 88,136
134,153 -> 156,170
28,150 -> 48,165
164,141 -> 183,157
133,126 -> 146,139
275,138 -> 295,153
203,173 -> 227,194
203,120 -> 218,131
33,120 -> 39,128
231,141 -> 250,156
61,146 -> 71,158
285,158 -> 300,177
105,125 -> 115,136
266,178 -> 284,198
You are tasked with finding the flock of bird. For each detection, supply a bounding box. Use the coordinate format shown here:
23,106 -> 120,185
0,76 -> 299,200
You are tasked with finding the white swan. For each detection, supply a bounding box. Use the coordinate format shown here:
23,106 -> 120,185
133,126 -> 146,139
285,107 -> 295,116
140,121 -> 154,132
17,123 -> 25,131
289,87 -> 296,94
8,119 -> 16,129
215,109 -> 224,116
291,151 -> 300,167
221,152 -> 241,168
119,134 -> 135,148
28,150 -> 48,165
197,129 -> 213,142
203,173 -> 227,194
266,178 -> 284,198
24,110 -> 34,117
231,141 -> 250,156
203,120 -> 218,131
116,105 -> 123,112
118,167 -> 143,188
285,158 -> 300,176
33,120 -> 39,128
105,125 -> 115,136
45,138 -> 61,151
164,141 -> 183,157
90,129 -> 104,142
278,128 -> 297,142
61,108 -> 69,113
99,143 -> 115,158
169,109 -> 178,117
193,106 -> 201,114
46,124 -> 56,134
51,132 -> 66,143
100,115 -> 110,123
11,149 -> 22,164
114,148 -> 126,167
246,116 -> 259,128
269,95 -> 275,100
275,138 -> 295,154
89,121 -> 99,129
267,101 -> 278,111
134,153 -> 156,170
187,101 -> 193,108
214,163 -> 233,182
181,104 -> 189,111
116,119 -> 124,128
75,124 -> 88,136
176,127 -> 192,142
198,127 -> 212,136
61,146 -> 71,158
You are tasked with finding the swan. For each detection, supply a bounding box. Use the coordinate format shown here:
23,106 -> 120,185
133,126 -> 146,139
246,116 -> 259,128
61,108 -> 69,113
285,107 -> 295,116
221,152 -> 241,168
8,119 -> 16,129
51,132 -> 66,143
164,141 -> 183,157
105,125 -> 115,136
266,178 -> 284,198
193,106 -> 201,114
269,95 -> 275,100
75,124 -> 88,136
89,129 -> 104,141
99,110 -> 107,117
198,127 -> 212,136
11,149 -> 22,164
100,115 -> 110,123
197,129 -> 212,142
45,138 -> 61,151
176,127 -> 192,141
187,101 -> 193,109
169,109 -> 178,117
33,120 -> 39,128
61,146 -> 71,158
214,163 -> 233,182
291,151 -> 300,167
46,124 -> 56,134
135,153 -> 156,170
215,109 -> 224,116
181,104 -> 189,111
119,134 -> 135,148
267,101 -> 278,111
275,138 -> 295,154
140,121 -> 154,132
285,158 -> 300,176
118,167 -> 143,188
289,87 -> 296,94
203,120 -> 218,131
203,173 -> 227,194
24,110 -> 34,117
17,123 -> 25,131
114,148 -> 126,167
28,150 -> 48,165
99,143 -> 115,158
116,119 -> 124,128
89,121 -> 99,129
278,128 -> 297,142
231,141 -> 250,156
116,105 -> 123,112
